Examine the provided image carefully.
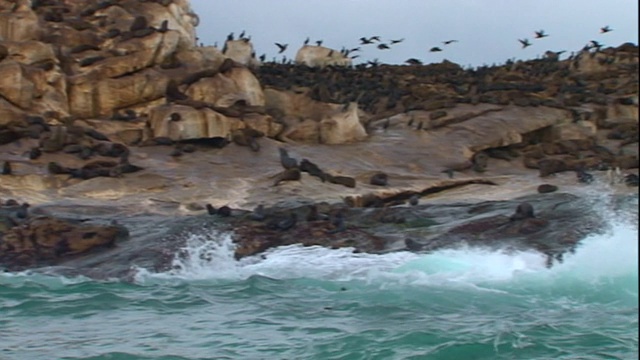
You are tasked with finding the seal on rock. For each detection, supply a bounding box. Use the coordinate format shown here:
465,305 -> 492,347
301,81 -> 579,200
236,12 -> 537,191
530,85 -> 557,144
369,172 -> 388,186
510,202 -> 535,221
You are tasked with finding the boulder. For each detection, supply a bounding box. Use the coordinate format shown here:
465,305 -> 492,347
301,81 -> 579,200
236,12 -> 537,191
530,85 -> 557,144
295,45 -> 352,68
0,216 -> 129,270
186,66 -> 265,107
222,39 -> 260,67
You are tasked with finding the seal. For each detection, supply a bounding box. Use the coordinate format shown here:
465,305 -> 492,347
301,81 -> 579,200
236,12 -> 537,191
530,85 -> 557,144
273,168 -> 301,186
369,172 -> 388,186
278,148 -> 298,170
510,202 -> 535,221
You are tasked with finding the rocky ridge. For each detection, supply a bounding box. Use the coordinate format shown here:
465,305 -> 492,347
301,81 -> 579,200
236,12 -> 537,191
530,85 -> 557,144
0,0 -> 637,274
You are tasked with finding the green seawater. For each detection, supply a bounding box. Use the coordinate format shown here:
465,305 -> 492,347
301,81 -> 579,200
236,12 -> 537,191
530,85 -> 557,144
1,222 -> 637,360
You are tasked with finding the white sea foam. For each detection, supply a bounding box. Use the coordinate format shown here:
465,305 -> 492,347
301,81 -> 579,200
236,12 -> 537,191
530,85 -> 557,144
136,217 -> 637,293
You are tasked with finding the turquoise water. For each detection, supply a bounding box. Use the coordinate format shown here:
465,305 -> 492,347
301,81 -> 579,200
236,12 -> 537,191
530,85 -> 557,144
1,218 -> 637,359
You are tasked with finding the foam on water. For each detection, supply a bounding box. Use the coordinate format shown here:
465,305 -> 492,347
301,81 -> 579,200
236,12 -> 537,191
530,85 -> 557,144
135,216 -> 637,301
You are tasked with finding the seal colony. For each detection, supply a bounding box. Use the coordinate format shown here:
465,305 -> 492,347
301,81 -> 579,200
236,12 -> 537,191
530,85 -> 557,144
0,0 -> 637,274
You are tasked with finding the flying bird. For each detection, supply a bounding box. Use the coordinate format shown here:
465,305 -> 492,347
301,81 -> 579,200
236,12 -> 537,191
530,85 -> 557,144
390,38 -> 404,44
534,30 -> 548,38
600,25 -> 612,33
589,40 -> 603,50
359,37 -> 374,44
275,42 -> 288,53
442,40 -> 458,45
518,38 -> 531,48
429,47 -> 442,52
377,43 -> 390,50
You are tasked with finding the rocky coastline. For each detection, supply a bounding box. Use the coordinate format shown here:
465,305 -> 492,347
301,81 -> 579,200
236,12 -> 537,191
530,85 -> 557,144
0,0 -> 637,277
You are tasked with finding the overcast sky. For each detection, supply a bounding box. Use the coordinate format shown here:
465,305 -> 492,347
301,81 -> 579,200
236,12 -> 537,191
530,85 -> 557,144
190,0 -> 638,67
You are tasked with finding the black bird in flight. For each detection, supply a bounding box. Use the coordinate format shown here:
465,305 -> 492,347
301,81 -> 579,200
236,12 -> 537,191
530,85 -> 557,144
369,36 -> 381,42
359,37 -> 374,44
600,25 -> 612,33
429,46 -> 442,52
405,58 -> 423,65
589,40 -> 603,50
377,43 -> 390,50
534,30 -> 548,38
442,39 -> 458,45
390,38 -> 404,44
518,38 -> 531,48
275,42 -> 288,53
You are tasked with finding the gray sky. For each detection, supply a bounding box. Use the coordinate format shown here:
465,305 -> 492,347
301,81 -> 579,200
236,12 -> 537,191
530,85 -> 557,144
190,0 -> 638,67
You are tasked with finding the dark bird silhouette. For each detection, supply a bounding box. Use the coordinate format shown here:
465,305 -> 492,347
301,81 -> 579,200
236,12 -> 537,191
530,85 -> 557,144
304,37 -> 309,45
409,194 -> 419,206
370,36 -> 381,42
227,32 -> 234,41
278,148 -> 298,170
442,40 -> 458,45
205,204 -> 216,215
518,38 -> 531,48
600,25 -> 612,33
377,43 -> 390,50
429,47 -> 442,52
390,38 -> 404,44
315,40 -> 322,46
239,30 -> 245,39
405,58 -> 422,65
534,30 -> 548,38
359,37 -> 374,45
275,42 -> 288,53
259,53 -> 266,62
589,40 -> 603,50
367,58 -> 380,67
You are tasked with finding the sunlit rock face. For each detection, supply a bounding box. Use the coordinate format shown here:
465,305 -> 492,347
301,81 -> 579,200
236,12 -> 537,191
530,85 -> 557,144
295,45 -> 352,68
222,39 -> 260,68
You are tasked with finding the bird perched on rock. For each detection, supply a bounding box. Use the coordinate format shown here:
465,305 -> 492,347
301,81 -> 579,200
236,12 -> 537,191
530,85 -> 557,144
518,38 -> 532,48
405,58 -> 422,65
278,148 -> 298,170
275,42 -> 288,53
600,25 -> 612,33
303,37 -> 309,45
534,30 -> 548,38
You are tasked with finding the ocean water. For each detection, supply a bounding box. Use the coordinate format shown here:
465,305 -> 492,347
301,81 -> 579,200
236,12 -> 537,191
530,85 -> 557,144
1,201 -> 637,360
